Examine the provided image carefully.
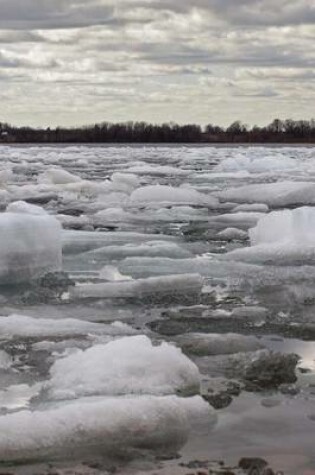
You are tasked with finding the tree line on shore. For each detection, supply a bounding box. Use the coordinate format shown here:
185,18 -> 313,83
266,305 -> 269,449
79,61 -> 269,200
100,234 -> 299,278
0,118 -> 314,143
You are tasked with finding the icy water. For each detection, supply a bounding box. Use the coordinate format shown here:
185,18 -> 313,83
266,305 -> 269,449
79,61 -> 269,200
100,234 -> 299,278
0,144 -> 314,475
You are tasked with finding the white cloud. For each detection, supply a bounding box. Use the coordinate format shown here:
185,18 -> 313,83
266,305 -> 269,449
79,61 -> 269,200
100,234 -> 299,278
0,0 -> 313,126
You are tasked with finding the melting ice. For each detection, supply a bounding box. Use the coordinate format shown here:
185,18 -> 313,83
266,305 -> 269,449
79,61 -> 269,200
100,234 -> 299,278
0,145 -> 313,474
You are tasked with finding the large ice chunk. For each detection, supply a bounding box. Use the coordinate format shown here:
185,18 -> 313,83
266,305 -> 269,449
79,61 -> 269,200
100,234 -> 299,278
0,204 -> 62,284
0,350 -> 12,369
0,167 -> 13,185
39,167 -> 82,185
218,182 -> 315,208
226,207 -> 315,264
0,314 -> 134,340
81,241 -> 192,261
111,172 -> 140,193
130,185 -> 218,207
250,207 -> 315,247
70,273 -> 203,304
0,395 -> 212,462
215,153 -> 297,174
210,212 -> 264,230
7,200 -> 48,215
48,335 -> 200,399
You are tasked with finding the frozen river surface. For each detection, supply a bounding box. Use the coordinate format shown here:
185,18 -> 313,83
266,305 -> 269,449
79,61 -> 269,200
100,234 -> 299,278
0,144 -> 314,475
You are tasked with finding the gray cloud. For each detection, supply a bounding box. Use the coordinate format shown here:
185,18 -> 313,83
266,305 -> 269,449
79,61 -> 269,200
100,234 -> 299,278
1,0 -> 312,30
144,0 -> 315,26
0,30 -> 44,43
0,0 -> 118,29
203,0 -> 315,26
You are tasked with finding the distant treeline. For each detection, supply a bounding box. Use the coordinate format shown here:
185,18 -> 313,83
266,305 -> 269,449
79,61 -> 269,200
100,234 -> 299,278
1,118 -> 315,143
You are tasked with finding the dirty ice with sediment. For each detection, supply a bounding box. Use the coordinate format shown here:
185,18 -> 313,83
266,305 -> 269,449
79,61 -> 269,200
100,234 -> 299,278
0,145 -> 314,474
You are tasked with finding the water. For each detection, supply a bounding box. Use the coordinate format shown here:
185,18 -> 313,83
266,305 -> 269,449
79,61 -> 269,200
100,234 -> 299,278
0,144 -> 314,474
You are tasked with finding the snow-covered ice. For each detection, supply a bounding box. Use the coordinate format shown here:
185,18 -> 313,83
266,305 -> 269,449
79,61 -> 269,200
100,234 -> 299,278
0,203 -> 62,284
218,181 -> 315,208
0,395 -> 212,462
39,167 -> 82,185
130,184 -> 218,207
250,207 -> 315,247
226,207 -> 315,264
48,335 -> 200,399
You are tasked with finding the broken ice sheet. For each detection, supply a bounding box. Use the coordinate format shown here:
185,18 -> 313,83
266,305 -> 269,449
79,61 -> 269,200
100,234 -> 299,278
0,145 -> 314,473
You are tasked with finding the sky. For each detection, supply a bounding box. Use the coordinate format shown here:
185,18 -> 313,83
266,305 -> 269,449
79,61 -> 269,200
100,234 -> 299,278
0,0 -> 314,127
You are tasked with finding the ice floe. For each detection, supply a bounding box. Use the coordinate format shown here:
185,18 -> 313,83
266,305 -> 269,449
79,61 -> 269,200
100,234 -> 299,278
39,167 -> 82,185
48,335 -> 200,399
218,181 -> 315,208
0,395 -> 212,462
130,185 -> 218,207
0,204 -> 62,284
70,273 -> 203,303
226,207 -> 315,264
0,314 -> 135,340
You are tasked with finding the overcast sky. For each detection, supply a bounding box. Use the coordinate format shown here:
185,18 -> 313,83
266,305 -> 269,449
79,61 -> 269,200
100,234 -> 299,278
0,0 -> 314,127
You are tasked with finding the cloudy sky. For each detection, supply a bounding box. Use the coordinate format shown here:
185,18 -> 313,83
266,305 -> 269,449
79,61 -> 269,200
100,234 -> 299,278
0,0 -> 314,127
